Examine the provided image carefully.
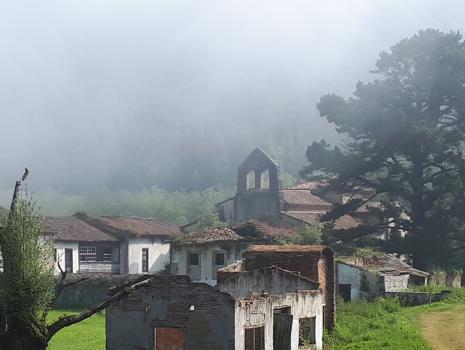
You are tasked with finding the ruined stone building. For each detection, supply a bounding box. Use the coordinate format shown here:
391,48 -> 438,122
106,264 -> 325,350
218,245 -> 336,331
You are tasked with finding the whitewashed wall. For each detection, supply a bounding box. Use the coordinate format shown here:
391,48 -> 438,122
234,292 -> 323,350
127,237 -> 170,274
171,243 -> 246,285
54,241 -> 79,274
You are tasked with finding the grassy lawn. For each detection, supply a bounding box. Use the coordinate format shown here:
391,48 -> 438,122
47,310 -> 105,350
325,288 -> 465,350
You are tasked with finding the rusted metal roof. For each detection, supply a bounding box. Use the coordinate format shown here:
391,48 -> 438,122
42,216 -> 119,242
174,227 -> 244,245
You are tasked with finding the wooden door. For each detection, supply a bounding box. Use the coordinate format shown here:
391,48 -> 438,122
273,313 -> 292,350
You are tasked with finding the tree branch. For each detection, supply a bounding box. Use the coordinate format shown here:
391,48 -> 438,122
46,276 -> 151,341
9,168 -> 29,213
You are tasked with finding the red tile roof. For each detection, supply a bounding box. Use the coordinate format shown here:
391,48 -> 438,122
246,244 -> 330,253
174,227 -> 243,245
281,189 -> 332,210
282,211 -> 359,230
95,216 -> 182,237
42,216 -> 119,242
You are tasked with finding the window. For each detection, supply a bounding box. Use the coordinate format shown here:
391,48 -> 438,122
79,247 -> 96,262
245,326 -> 264,350
260,169 -> 270,190
189,253 -> 199,266
246,171 -> 256,191
142,248 -> 149,273
213,252 -> 225,266
103,248 -> 112,262
299,317 -> 316,346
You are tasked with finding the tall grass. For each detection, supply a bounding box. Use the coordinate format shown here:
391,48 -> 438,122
326,288 -> 465,350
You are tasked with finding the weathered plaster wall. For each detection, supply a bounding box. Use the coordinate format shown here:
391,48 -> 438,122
244,250 -> 335,329
106,276 -> 235,350
171,243 -> 247,285
234,292 -> 323,350
218,267 -> 317,298
234,192 -> 281,222
337,263 -> 385,300
384,274 -> 409,292
54,241 -> 79,274
127,237 -> 170,274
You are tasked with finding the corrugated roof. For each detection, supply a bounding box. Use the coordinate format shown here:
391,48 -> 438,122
42,216 -> 119,242
94,216 -> 182,237
338,254 -> 430,277
174,227 -> 244,245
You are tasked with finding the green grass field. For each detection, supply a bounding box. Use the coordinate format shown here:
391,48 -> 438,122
47,289 -> 465,349
47,310 -> 105,350
325,288 -> 465,350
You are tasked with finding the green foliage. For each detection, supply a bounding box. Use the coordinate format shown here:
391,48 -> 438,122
326,297 -> 428,349
0,187 -> 234,226
275,222 -> 323,245
301,29 -> 465,269
0,193 -> 56,344
326,289 -> 465,349
190,211 -> 227,232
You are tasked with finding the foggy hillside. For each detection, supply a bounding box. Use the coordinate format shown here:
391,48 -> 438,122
1,1 -> 465,193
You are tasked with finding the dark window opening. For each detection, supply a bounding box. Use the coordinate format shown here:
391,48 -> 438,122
79,246 -> 96,262
189,253 -> 199,266
214,252 -> 225,266
142,248 -> 149,273
299,317 -> 316,346
338,284 -> 351,302
245,326 -> 264,350
103,248 -> 112,262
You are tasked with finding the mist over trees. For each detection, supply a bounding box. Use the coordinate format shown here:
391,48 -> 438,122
302,30 -> 465,269
2,1 -> 465,194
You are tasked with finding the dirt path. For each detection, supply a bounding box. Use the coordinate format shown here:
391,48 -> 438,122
420,305 -> 465,350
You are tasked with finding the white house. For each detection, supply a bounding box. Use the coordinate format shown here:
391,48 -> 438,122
43,214 -> 182,275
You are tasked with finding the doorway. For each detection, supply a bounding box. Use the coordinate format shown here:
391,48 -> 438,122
273,307 -> 292,350
65,249 -> 73,273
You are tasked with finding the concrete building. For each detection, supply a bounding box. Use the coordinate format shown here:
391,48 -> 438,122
336,254 -> 430,301
43,214 -> 181,274
106,266 -> 324,350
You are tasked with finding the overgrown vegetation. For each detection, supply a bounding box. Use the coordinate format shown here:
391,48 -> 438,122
275,222 -> 323,245
326,289 -> 465,350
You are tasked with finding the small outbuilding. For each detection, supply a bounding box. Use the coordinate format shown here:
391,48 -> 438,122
336,254 -> 430,301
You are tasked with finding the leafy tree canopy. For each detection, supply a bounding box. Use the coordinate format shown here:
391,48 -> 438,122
301,29 -> 465,269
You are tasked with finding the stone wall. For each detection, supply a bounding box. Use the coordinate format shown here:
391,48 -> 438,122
385,290 -> 451,306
